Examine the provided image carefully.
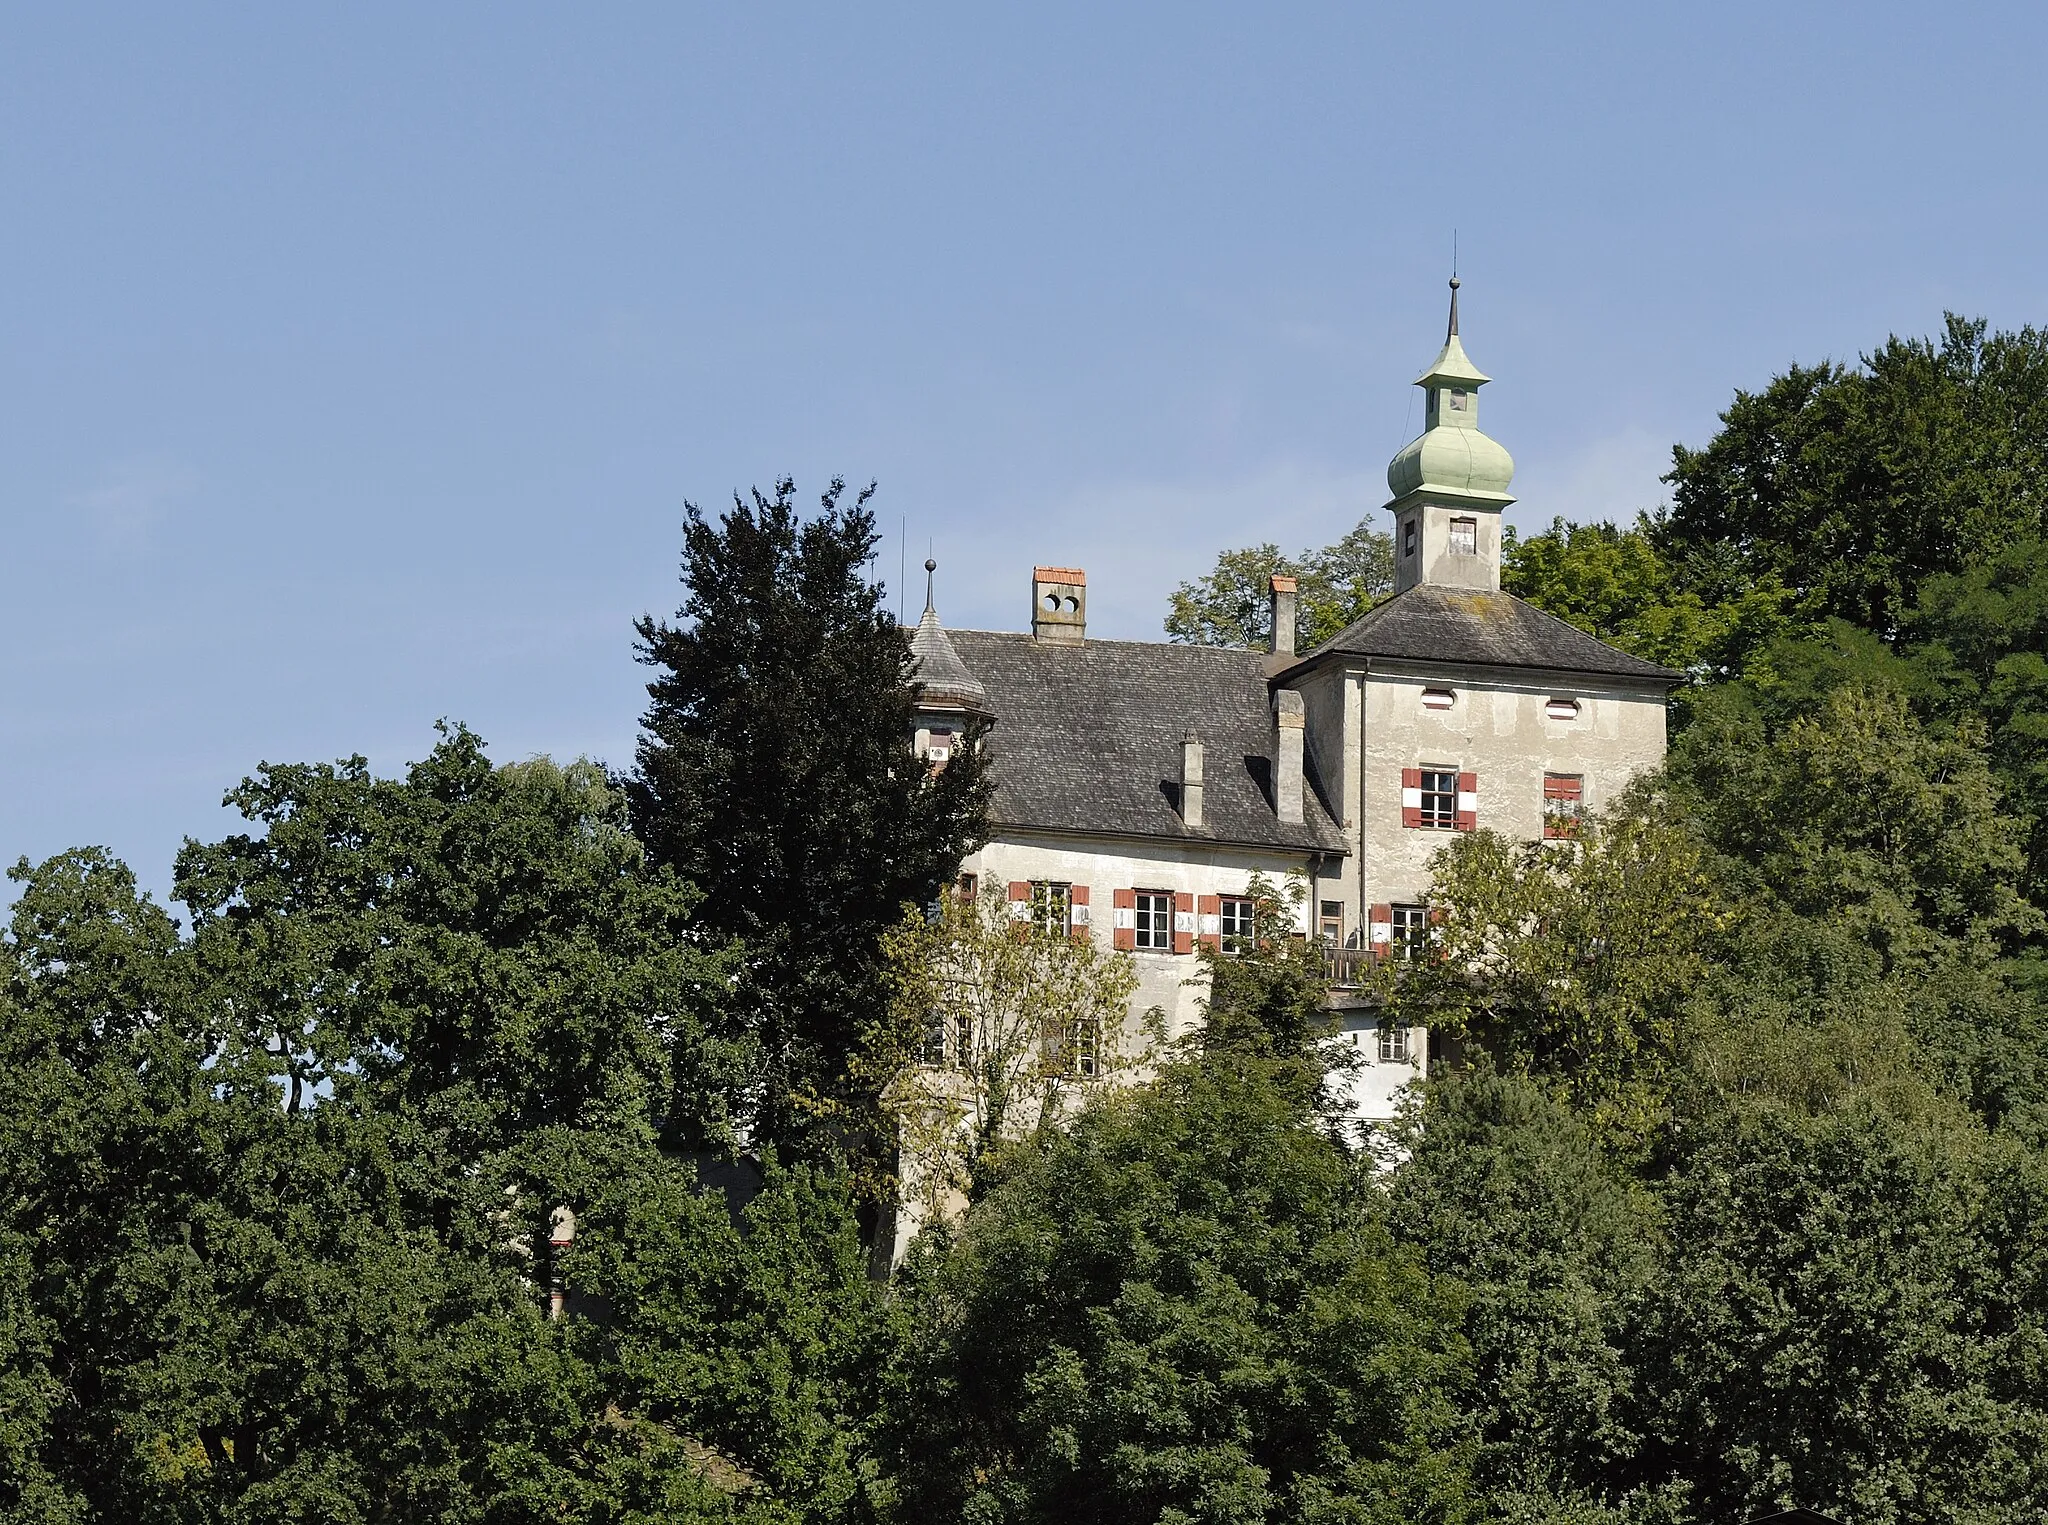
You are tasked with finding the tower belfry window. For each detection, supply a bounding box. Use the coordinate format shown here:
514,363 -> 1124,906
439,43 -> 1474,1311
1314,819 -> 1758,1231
1448,388 -> 1467,411
1449,517 -> 1477,556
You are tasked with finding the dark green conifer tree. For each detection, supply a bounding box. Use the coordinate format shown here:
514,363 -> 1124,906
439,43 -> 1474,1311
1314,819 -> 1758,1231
631,477 -> 990,1155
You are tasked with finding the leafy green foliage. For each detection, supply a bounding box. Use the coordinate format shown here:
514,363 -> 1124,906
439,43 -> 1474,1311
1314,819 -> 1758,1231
632,477 -> 991,1155
1660,315 -> 2048,639
1502,515 -> 1795,679
1165,517 -> 1394,650
1391,797 -> 1727,1134
884,1051 -> 1476,1525
0,735 -> 892,1525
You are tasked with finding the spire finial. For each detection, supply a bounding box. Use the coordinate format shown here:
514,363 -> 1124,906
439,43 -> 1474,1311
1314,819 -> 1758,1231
1446,274 -> 1461,342
923,557 -> 938,613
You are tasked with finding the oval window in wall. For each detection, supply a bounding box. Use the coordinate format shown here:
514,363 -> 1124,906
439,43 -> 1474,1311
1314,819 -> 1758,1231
1421,687 -> 1456,711
1545,697 -> 1581,721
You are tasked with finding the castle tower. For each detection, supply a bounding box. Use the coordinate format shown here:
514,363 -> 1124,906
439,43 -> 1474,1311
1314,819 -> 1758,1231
1384,277 -> 1517,593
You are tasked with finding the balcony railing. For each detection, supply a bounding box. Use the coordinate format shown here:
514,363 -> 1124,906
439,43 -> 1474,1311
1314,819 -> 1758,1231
1321,944 -> 1374,987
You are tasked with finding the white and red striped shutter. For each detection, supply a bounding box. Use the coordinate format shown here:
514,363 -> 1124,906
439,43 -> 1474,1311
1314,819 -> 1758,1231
1455,771 -> 1478,832
1069,884 -> 1091,941
1112,887 -> 1136,952
1196,893 -> 1222,951
1401,767 -> 1423,829
1368,903 -> 1393,962
1172,892 -> 1196,955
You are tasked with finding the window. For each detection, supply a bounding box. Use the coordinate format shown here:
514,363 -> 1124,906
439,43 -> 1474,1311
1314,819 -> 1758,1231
1418,769 -> 1458,830
916,1001 -> 977,1069
1377,1024 -> 1412,1064
1043,1015 -> 1101,1078
925,726 -> 954,763
914,1010 -> 947,1066
1134,890 -> 1172,951
1403,518 -> 1417,557
1029,881 -> 1072,936
1318,899 -> 1345,947
1544,774 -> 1584,839
1219,894 -> 1256,952
1545,697 -> 1581,721
1391,903 -> 1430,961
1448,517 -> 1477,556
1447,388 -> 1468,412
1420,687 -> 1456,711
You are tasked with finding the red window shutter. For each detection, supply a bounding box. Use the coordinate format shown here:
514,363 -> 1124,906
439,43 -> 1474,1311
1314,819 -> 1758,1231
1069,884 -> 1090,941
1368,902 -> 1393,963
1173,891 -> 1195,955
1455,771 -> 1478,832
1196,893 -> 1222,951
1401,766 -> 1422,829
1008,881 -> 1031,902
1112,887 -> 1136,952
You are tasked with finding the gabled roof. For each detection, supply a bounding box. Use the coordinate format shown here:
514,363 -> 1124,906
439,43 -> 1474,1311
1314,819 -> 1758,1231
1280,584 -> 1683,684
949,631 -> 1346,854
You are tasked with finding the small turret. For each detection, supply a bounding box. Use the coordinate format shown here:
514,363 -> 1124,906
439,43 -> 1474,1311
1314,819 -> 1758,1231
908,559 -> 987,765
1385,277 -> 1517,594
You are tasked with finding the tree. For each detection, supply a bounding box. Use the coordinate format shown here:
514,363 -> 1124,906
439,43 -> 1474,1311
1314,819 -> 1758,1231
1166,516 -> 1395,650
631,478 -> 992,1156
1388,1070 -> 1676,1525
1502,515 -> 1796,681
0,734 -> 893,1524
1660,315 -> 2048,640
882,1049 -> 1477,1525
1904,536 -> 2048,902
871,887 -> 1142,1228
1385,794 -> 1728,1136
1666,681 -> 2040,965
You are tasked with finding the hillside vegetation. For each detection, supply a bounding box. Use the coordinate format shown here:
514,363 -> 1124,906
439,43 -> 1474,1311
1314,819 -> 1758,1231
6,322 -> 2048,1523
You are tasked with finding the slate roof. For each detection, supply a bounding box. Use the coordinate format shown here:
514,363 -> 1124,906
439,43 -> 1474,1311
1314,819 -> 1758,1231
948,631 -> 1347,854
908,603 -> 989,711
1282,585 -> 1682,683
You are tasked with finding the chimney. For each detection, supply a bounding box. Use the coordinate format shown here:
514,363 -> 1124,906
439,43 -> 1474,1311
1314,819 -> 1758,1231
1272,689 -> 1304,825
1269,574 -> 1297,656
1180,729 -> 1205,829
1031,566 -> 1086,643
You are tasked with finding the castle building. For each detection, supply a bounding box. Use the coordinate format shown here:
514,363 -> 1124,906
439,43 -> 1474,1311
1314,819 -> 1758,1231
910,283 -> 1680,1124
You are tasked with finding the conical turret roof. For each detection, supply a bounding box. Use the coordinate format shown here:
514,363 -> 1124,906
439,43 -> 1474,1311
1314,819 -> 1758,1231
908,560 -> 988,713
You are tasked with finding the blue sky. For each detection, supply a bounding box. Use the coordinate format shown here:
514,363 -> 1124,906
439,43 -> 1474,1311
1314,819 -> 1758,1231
4,3 -> 2045,908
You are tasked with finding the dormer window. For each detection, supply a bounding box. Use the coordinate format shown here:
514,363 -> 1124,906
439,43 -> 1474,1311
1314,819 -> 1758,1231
1448,517 -> 1477,556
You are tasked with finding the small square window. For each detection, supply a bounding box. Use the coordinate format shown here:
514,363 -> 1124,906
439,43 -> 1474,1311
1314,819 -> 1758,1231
1134,890 -> 1172,952
1448,517 -> 1477,556
1377,1024 -> 1412,1064
1447,388 -> 1467,412
1219,894 -> 1256,952
1318,899 -> 1345,947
